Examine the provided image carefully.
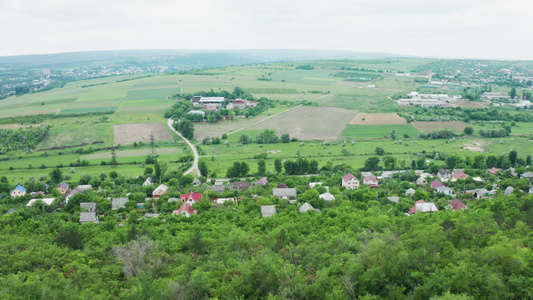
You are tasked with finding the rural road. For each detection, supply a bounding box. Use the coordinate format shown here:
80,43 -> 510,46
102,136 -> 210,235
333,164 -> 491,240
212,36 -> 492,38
167,118 -> 200,177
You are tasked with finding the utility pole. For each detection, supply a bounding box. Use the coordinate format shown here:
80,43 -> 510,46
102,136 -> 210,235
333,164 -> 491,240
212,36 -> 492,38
150,131 -> 155,157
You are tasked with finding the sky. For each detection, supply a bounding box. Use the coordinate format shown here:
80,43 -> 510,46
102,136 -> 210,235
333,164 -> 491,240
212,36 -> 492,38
1,0 -> 532,60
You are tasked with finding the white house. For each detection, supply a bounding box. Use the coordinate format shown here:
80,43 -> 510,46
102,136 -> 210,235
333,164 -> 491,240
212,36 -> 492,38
342,173 -> 360,190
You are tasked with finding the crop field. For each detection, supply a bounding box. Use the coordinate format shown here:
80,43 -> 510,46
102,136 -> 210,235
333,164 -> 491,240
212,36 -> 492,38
58,105 -> 118,115
113,123 -> 172,145
243,106 -> 356,140
244,88 -> 299,94
342,124 -> 419,139
350,113 -> 407,125
81,147 -> 182,160
413,121 -> 470,133
453,100 -> 489,108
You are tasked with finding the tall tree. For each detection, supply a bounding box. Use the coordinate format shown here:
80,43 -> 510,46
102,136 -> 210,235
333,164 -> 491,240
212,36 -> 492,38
257,159 -> 266,176
509,87 -> 516,100
49,168 -> 63,184
274,158 -> 282,174
509,150 -> 518,166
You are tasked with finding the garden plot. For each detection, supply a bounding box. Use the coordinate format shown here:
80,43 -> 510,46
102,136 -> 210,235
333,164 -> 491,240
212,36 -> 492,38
349,113 -> 407,125
114,123 -> 172,145
413,121 -> 469,133
246,106 -> 357,140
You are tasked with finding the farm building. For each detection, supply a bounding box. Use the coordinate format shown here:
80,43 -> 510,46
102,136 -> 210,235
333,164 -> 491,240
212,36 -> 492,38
11,185 -> 26,197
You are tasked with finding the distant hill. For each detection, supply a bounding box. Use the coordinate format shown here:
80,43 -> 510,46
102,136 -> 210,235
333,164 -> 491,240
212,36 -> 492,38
0,49 -> 409,70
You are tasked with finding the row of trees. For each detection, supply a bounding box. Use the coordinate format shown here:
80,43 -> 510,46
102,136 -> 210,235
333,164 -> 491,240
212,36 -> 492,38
239,130 -> 291,145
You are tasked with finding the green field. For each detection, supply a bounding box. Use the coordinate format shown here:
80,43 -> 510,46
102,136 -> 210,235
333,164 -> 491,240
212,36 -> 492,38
342,125 -> 420,139
1,58 -> 532,182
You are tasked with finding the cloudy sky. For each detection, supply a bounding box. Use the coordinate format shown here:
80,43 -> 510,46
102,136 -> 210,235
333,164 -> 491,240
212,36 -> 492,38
0,0 -> 531,60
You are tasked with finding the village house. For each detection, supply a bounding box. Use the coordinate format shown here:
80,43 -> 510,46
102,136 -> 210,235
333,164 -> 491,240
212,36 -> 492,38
405,188 -> 416,196
26,198 -> 55,207
192,178 -> 202,187
436,169 -> 451,180
363,176 -> 379,187
273,188 -> 297,199
79,212 -> 99,224
152,184 -> 169,198
430,180 -> 444,189
387,196 -> 400,203
451,170 -> 468,181
254,177 -> 268,186
436,186 -> 454,196
488,167 -> 502,176
180,191 -> 203,204
56,182 -> 69,195
342,172 -> 360,190
504,186 -> 514,196
80,202 -> 97,212
173,203 -> 197,217
415,200 -> 439,213
416,177 -> 428,186
210,197 -> 237,205
111,197 -> 129,210
449,199 -> 469,211
261,205 -> 276,217
319,193 -> 335,202
299,202 -> 321,213
11,185 -> 26,197
231,181 -> 250,191
143,177 -> 153,186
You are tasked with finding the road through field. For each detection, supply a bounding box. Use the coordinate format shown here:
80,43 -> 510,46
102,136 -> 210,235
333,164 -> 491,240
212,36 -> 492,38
167,118 -> 200,176
226,104 -> 302,136
225,94 -> 331,137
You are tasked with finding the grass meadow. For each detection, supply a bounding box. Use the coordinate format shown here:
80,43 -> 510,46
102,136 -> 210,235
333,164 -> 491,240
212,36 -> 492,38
1,58 -> 532,183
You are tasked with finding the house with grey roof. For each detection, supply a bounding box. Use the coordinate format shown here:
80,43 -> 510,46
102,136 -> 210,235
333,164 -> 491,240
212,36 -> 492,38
143,177 -> 153,186
405,188 -> 416,196
273,188 -> 297,199
80,202 -> 97,212
299,202 -> 320,213
436,186 -> 454,196
79,212 -> 99,224
211,184 -> 226,193
2,208 -> 17,215
261,205 -> 276,217
319,193 -> 335,201
112,197 -> 129,210
504,186 -> 514,196
192,178 -> 202,186
387,196 -> 400,203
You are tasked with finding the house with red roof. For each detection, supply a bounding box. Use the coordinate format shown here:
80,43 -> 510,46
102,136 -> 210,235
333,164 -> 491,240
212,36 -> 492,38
363,176 -> 379,186
449,199 -> 469,211
488,167 -> 502,176
451,170 -> 468,181
430,180 -> 444,189
342,172 -> 360,190
277,182 -> 289,189
173,203 -> 197,217
180,191 -> 203,204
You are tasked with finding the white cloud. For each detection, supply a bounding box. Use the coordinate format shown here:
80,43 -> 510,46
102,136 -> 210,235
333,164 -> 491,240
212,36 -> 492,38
0,0 -> 531,60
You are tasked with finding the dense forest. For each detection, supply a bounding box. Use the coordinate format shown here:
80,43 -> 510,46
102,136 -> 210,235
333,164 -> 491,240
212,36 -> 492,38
1,169 -> 532,299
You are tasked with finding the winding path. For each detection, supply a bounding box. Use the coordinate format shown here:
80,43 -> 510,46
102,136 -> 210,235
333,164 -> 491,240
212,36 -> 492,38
167,118 -> 200,176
